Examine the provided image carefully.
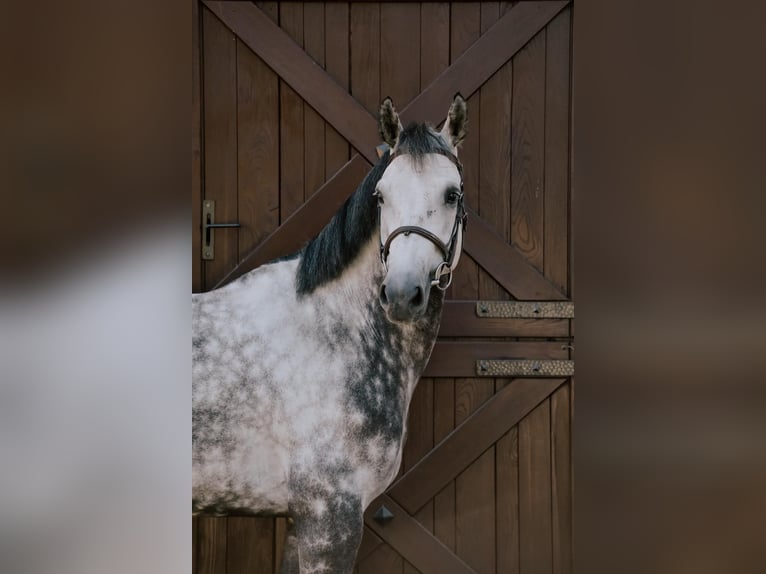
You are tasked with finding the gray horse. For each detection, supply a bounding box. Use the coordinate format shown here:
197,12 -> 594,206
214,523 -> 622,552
193,95 -> 468,573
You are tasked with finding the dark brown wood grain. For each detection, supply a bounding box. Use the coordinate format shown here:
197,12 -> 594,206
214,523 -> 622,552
463,207 -> 567,300
381,3 -> 420,106
192,0 -> 202,293
389,378 -> 565,515
433,377 -> 456,552
325,2 -> 350,176
350,2 -> 381,115
520,399 -> 553,574
551,383 -> 572,574
424,340 -> 567,377
192,515 -> 198,573
448,1 -> 481,302
364,495 -> 476,574
439,301 -> 570,337
358,527 -> 385,563
204,1 -> 380,164
400,1 -> 569,126
303,2 -> 326,203
237,40 -> 279,257
279,2 -> 305,222
544,7 -> 571,294
497,426 -> 521,574
197,517 -> 227,574
202,7 -> 238,289
454,373 -> 495,572
226,517 -> 273,573
512,26 -> 546,272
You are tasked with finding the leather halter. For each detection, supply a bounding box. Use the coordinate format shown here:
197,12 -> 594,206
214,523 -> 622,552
378,147 -> 468,291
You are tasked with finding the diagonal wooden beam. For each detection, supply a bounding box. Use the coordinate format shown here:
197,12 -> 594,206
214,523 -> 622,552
399,1 -> 569,125
203,1 -> 379,163
364,495 -> 476,574
464,207 -> 568,300
388,378 -> 566,515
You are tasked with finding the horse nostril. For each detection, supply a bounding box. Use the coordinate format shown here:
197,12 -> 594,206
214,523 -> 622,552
379,284 -> 388,305
410,286 -> 423,308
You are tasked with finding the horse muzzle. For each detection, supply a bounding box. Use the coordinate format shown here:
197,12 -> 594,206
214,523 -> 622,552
379,274 -> 429,322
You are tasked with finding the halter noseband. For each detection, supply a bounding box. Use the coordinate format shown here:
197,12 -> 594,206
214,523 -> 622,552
378,147 -> 468,291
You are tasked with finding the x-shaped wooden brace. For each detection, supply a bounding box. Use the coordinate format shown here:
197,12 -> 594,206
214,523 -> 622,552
203,0 -> 569,300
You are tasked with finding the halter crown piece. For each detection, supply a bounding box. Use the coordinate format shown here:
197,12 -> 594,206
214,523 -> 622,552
377,145 -> 468,291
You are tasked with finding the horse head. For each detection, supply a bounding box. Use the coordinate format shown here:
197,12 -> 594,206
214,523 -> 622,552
375,94 -> 468,323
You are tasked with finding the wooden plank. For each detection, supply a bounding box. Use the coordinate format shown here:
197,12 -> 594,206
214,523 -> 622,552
497,426 -> 520,574
237,40 -> 279,255
400,1 -> 569,126
325,2 -> 350,176
512,27 -> 546,271
454,352 -> 495,572
544,7 -> 571,293
381,3 -> 420,105
304,2 -> 325,201
227,517 -> 273,573
456,448 -> 495,573
424,341 -> 568,378
421,3 -> 449,87
364,495 -> 475,574
202,6 -> 238,289
551,383 -> 572,574
448,2 -> 480,302
402,378 -> 434,571
358,542 -> 404,574
279,2 -> 304,222
358,526 -> 385,562
192,515 -> 198,573
476,0 -> 510,304
519,399 -> 553,574
439,301 -> 570,338
255,1 -> 277,23
389,378 -> 565,514
350,2 -> 381,114
433,378 -> 456,551
463,207 -> 567,300
274,517 -> 287,574
197,517 -> 227,574
192,0 -> 202,293
204,1 -> 379,164
478,56 -> 512,300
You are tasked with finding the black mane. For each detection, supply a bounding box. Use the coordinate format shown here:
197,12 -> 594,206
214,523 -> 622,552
296,124 -> 450,294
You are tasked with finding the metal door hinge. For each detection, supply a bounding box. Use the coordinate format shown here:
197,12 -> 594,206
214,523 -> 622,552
202,200 -> 240,260
476,359 -> 574,377
476,301 -> 574,319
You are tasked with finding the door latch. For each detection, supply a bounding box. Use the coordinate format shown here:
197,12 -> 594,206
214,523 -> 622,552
202,200 -> 240,260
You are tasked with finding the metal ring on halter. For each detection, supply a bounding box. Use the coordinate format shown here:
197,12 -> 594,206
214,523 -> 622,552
431,261 -> 453,291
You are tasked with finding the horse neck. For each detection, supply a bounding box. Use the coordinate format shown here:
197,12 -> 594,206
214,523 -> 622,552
328,236 -> 445,395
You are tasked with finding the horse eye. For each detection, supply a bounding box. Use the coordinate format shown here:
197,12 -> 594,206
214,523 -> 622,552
373,190 -> 384,204
445,190 -> 461,204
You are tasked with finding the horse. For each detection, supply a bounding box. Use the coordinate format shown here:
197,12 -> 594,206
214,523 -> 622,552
193,94 -> 468,573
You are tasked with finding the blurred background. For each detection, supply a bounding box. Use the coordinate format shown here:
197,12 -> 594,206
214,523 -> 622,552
0,0 -> 764,573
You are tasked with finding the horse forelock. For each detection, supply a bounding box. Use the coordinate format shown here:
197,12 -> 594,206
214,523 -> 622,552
394,123 -> 453,166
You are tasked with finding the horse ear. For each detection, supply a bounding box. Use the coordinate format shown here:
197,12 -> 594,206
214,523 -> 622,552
440,93 -> 468,149
379,97 -> 403,148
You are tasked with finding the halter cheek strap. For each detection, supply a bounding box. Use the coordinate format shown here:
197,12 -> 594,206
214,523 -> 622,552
378,148 -> 468,291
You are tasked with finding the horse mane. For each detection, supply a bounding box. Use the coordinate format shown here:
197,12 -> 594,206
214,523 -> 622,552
296,123 -> 451,295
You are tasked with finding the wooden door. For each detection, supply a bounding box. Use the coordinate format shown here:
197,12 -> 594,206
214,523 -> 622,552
192,2 -> 573,573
